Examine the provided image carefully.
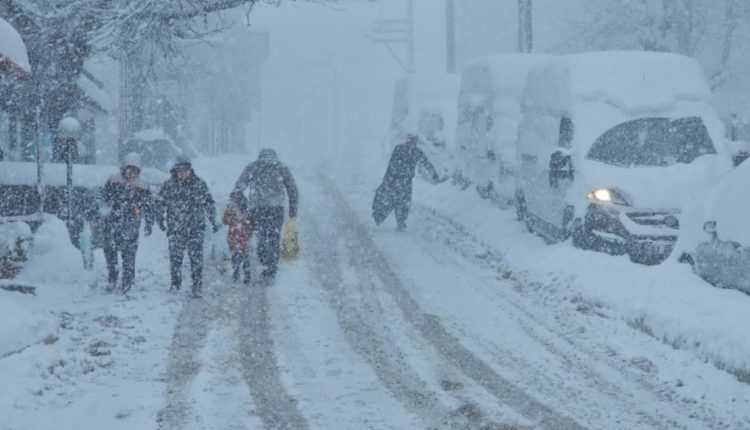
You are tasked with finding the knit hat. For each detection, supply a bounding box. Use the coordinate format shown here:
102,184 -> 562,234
173,155 -> 192,169
122,152 -> 142,169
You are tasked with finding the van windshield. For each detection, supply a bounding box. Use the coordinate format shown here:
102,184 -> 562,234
586,117 -> 716,167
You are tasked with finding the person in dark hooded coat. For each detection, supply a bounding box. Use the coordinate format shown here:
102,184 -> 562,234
373,133 -> 442,231
101,152 -> 155,293
233,148 -> 298,281
158,156 -> 219,298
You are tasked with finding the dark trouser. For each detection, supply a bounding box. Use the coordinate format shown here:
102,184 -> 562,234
372,181 -> 412,228
103,230 -> 139,291
169,233 -> 204,293
231,250 -> 251,282
250,206 -> 285,277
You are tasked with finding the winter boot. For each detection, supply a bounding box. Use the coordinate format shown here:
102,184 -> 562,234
121,282 -> 133,294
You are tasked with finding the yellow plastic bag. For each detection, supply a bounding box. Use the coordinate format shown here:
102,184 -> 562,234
281,218 -> 299,261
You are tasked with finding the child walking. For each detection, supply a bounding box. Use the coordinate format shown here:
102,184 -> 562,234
222,191 -> 253,284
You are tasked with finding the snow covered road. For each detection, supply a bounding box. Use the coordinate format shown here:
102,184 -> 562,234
2,157 -> 749,429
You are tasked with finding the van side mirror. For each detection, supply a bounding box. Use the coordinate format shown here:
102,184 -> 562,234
549,150 -> 574,188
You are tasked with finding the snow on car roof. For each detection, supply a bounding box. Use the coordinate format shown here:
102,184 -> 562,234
0,162 -> 168,187
461,53 -> 554,102
564,51 -> 712,111
0,16 -> 31,76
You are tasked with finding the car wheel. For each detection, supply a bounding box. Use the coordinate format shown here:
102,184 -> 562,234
571,218 -> 592,250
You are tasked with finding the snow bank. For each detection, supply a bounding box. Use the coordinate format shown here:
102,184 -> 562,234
416,182 -> 750,378
0,293 -> 53,357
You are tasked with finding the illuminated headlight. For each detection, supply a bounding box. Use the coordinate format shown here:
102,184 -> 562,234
587,187 -> 630,206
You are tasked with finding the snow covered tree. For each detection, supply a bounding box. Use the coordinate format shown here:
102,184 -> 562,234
565,0 -> 750,89
0,0 -> 332,160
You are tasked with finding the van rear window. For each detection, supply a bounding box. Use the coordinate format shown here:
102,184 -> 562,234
586,117 -> 715,167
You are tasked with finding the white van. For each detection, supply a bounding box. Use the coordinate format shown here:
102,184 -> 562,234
454,54 -> 552,206
515,52 -> 732,264
389,73 -> 460,173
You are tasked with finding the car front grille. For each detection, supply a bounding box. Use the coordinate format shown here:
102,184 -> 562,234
626,211 -> 680,229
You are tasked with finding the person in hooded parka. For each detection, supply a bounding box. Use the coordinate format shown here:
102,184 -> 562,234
101,152 -> 155,293
158,156 -> 219,298
373,133 -> 442,231
233,148 -> 298,281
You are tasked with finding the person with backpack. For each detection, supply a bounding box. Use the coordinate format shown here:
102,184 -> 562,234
222,191 -> 253,285
233,148 -> 298,282
158,156 -> 219,298
101,152 -> 155,293
373,133 -> 443,231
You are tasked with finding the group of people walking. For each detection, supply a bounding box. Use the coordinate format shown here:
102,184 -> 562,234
98,132 -> 438,298
100,148 -> 298,298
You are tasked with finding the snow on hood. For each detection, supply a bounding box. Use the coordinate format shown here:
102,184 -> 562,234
0,16 -> 30,77
572,154 -> 731,211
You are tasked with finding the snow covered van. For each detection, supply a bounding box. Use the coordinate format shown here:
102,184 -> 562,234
515,52 -> 732,264
454,54 -> 552,206
389,73 -> 460,174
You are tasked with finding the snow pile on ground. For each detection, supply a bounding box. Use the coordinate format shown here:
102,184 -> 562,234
0,214 -> 180,430
416,181 -> 750,380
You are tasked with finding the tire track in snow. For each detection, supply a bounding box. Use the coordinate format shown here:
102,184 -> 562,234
157,279 -> 225,429
412,204 -> 740,430
158,266 -> 308,430
310,175 -> 584,430
237,272 -> 310,430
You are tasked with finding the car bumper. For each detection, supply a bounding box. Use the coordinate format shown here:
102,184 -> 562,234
584,204 -> 678,261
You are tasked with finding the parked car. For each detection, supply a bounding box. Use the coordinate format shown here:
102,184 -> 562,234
515,51 -> 733,264
389,73 -> 460,175
120,128 -> 183,173
0,161 -> 167,276
675,159 -> 750,294
454,54 -> 552,206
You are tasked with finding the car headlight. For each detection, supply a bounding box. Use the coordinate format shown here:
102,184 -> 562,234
587,187 -> 630,206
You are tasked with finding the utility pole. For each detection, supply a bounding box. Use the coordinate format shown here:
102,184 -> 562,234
369,0 -> 415,73
446,0 -> 456,73
518,0 -> 533,53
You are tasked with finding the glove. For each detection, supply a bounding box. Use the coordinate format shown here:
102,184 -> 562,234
144,224 -> 153,237
158,220 -> 166,232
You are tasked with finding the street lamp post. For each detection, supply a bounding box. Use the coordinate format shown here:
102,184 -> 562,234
58,116 -> 81,224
